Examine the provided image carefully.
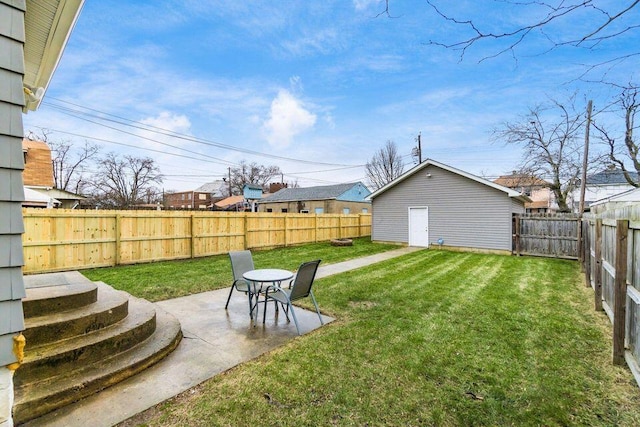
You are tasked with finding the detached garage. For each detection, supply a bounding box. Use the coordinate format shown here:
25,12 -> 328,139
368,159 -> 529,253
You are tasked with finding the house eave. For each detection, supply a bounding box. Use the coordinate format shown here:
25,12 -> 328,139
23,0 -> 85,111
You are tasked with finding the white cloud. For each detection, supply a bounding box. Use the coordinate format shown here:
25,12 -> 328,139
289,75 -> 303,93
324,112 -> 336,129
262,90 -> 317,148
140,111 -> 192,134
353,0 -> 382,11
279,28 -> 346,57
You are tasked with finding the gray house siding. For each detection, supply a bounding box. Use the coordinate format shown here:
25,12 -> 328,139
0,0 -> 26,366
372,164 -> 521,251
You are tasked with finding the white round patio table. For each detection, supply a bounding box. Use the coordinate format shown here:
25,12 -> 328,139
243,269 -> 293,284
243,269 -> 294,321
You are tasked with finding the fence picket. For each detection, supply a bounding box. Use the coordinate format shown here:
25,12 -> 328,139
613,220 -> 629,365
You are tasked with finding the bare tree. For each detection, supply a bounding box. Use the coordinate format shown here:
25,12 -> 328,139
365,140 -> 405,190
50,140 -> 99,194
493,96 -> 603,212
140,187 -> 163,205
229,161 -> 281,195
592,84 -> 640,187
89,153 -> 163,209
384,1 -> 639,69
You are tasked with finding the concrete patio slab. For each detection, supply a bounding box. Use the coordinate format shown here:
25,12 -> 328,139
23,246 -> 422,427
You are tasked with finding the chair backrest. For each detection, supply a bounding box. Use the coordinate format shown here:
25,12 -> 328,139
229,250 -> 254,282
289,260 -> 321,301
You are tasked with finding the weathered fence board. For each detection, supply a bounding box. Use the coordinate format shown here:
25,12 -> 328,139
513,214 -> 579,259
583,205 -> 640,381
22,209 -> 372,273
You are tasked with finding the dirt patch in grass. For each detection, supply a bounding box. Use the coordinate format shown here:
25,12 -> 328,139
348,300 -> 378,309
116,382 -> 208,427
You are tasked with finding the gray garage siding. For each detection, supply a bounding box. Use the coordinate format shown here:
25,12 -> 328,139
511,198 -> 525,215
372,164 -> 522,251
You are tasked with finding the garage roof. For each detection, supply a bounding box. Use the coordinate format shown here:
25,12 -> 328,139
367,159 -> 530,203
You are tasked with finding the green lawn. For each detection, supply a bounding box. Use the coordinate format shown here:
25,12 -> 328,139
122,250 -> 640,426
83,237 -> 399,301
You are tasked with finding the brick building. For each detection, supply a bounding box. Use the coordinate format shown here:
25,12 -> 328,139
164,180 -> 228,209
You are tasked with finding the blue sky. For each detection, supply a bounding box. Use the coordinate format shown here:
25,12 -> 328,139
23,0 -> 639,191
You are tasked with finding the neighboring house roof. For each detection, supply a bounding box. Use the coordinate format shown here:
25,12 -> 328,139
586,169 -> 640,185
26,186 -> 85,201
368,159 -> 531,203
22,187 -> 60,208
262,182 -> 370,203
22,139 -> 55,187
214,195 -> 246,209
590,187 -> 640,206
23,0 -> 85,111
194,180 -> 228,196
494,174 -> 550,188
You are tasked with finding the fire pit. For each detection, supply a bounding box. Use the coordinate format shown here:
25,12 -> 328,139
330,238 -> 353,246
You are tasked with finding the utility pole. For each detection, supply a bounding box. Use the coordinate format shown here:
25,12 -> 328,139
412,132 -> 423,164
228,167 -> 232,196
578,99 -> 592,270
578,100 -> 592,216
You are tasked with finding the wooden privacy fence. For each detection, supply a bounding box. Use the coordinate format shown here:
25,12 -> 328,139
21,209 -> 372,274
582,206 -> 640,382
513,213 -> 579,259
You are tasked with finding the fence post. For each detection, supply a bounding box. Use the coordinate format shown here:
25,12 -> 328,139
243,213 -> 249,250
314,214 -> 318,242
115,214 -> 121,266
577,217 -> 584,267
284,214 -> 289,247
583,219 -> 591,287
594,219 -> 603,312
514,215 -> 521,256
338,215 -> 342,239
190,213 -> 195,259
613,219 -> 629,366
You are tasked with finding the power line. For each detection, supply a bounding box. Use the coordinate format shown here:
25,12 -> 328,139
39,126 -> 364,187
34,126 -> 232,166
284,165 -> 364,174
41,109 -> 237,166
42,98 -> 364,167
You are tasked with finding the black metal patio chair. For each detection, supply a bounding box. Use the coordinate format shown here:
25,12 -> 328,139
262,259 -> 323,335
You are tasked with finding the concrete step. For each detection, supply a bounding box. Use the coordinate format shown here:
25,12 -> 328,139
14,304 -> 183,425
22,284 -> 130,348
15,296 -> 157,388
23,272 -> 98,318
